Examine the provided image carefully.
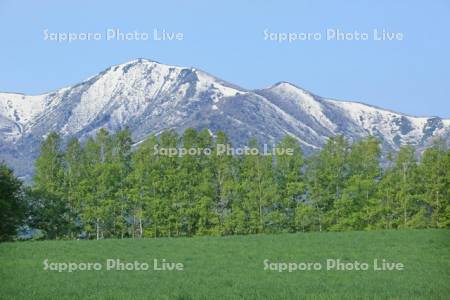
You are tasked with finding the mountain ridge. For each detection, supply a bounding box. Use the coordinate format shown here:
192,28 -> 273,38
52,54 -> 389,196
1,58 -> 449,179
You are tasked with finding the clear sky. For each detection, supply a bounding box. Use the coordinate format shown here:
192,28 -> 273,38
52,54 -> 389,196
0,0 -> 449,118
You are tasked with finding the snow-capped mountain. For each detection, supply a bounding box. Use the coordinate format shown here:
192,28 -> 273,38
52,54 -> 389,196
1,58 -> 449,179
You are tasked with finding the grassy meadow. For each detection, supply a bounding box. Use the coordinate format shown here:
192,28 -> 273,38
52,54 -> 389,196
0,229 -> 449,299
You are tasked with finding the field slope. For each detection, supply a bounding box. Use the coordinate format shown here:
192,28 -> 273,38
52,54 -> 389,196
0,230 -> 449,299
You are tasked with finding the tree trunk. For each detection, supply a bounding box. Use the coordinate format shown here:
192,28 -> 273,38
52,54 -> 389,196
139,216 -> 143,238
96,219 -> 100,240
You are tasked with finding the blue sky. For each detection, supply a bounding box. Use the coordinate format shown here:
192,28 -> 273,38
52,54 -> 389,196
0,0 -> 449,117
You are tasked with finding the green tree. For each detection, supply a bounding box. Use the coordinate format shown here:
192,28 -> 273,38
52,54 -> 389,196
34,132 -> 65,197
378,146 -> 420,229
0,163 -> 25,241
211,131 -> 240,235
31,132 -> 68,239
333,137 -> 381,230
127,134 -> 160,238
156,130 -> 180,237
306,136 -> 350,231
418,140 -> 450,228
240,139 -> 278,233
78,129 -> 115,239
111,128 -> 133,238
274,135 -> 305,232
195,129 -> 218,235
64,137 -> 85,237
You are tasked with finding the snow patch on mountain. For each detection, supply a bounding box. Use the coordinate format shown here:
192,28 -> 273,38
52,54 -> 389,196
325,98 -> 438,147
0,93 -> 46,125
267,82 -> 337,132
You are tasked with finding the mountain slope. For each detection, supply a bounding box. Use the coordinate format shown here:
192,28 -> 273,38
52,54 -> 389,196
257,82 -> 450,151
1,58 -> 449,179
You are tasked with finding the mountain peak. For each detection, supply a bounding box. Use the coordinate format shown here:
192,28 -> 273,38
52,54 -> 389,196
269,81 -> 309,93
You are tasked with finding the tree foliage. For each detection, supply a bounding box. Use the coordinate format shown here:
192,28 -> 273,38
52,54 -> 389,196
0,163 -> 25,241
21,129 -> 450,239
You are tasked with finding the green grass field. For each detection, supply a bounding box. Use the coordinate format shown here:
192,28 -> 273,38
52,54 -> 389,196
0,230 -> 449,300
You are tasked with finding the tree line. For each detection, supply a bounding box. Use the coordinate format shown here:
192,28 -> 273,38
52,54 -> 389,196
1,128 -> 449,240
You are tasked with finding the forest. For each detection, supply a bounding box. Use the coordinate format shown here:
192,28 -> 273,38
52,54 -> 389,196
1,128 -> 449,241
